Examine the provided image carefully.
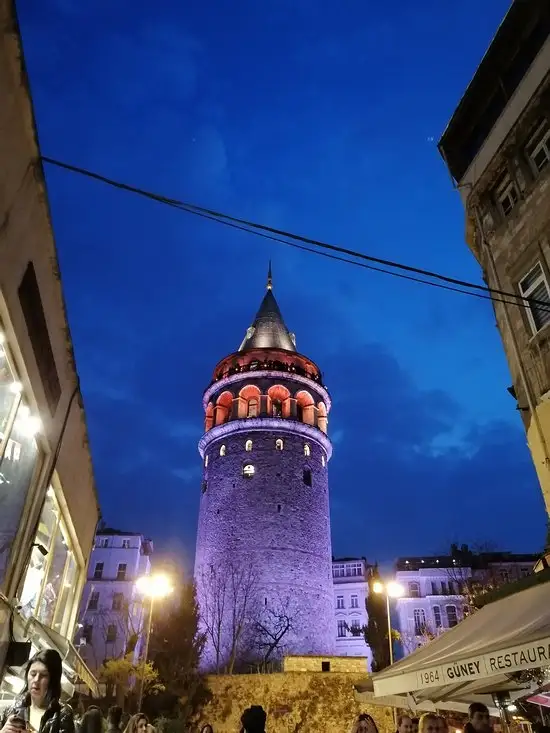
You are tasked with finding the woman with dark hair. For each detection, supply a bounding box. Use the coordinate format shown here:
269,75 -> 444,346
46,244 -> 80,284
353,714 -> 380,733
199,726 -> 214,733
79,709 -> 102,733
0,649 -> 75,733
123,715 -> 148,733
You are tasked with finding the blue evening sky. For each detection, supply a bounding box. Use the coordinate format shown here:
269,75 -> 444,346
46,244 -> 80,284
16,0 -> 547,570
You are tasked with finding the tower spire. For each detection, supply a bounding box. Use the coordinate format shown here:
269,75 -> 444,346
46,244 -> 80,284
267,261 -> 273,291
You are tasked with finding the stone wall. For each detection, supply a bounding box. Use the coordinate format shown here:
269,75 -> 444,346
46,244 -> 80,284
283,655 -> 368,673
200,672 -> 393,733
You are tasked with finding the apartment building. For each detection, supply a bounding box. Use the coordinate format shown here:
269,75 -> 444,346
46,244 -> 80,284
76,529 -> 153,672
332,557 -> 372,667
394,545 -> 538,657
0,0 -> 99,703
438,1 -> 550,522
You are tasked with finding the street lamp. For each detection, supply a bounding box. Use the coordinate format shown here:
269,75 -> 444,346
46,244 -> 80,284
135,574 -> 173,710
372,580 -> 404,667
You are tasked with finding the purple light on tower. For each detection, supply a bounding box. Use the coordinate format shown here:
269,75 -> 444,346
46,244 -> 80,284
194,266 -> 336,671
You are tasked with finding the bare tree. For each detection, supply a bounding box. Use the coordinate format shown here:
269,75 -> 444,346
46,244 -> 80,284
198,560 -> 259,674
85,591 -> 147,668
254,594 -> 299,671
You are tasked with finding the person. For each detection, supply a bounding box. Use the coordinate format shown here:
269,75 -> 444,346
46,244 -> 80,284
465,703 -> 492,733
0,649 -> 75,733
240,707 -> 267,733
353,714 -> 379,733
412,718 -> 419,733
397,716 -> 414,733
79,709 -> 102,733
436,716 -> 448,733
106,707 -> 123,733
123,715 -> 148,733
200,726 -> 214,733
419,714 -> 440,733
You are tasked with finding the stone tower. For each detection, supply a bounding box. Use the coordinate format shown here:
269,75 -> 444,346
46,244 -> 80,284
194,267 -> 335,671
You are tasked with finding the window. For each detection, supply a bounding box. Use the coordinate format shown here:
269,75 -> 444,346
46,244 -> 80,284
303,468 -> 312,487
275,438 -> 284,451
98,538 -> 109,548
88,591 -> 99,610
243,464 -> 255,478
117,563 -> 127,581
337,620 -> 347,638
201,480 -> 207,494
247,399 -> 259,418
409,582 -> 420,598
332,564 -> 345,578
433,605 -> 442,628
526,121 -> 550,174
93,562 -> 104,580
219,444 -> 226,456
440,581 -> 448,595
18,263 -> 61,413
321,660 -> 331,672
82,623 -> 93,643
431,581 -> 438,595
112,593 -> 123,611
321,454 -> 326,467
245,439 -> 253,452
271,400 -> 283,417
519,263 -> 550,334
18,487 -> 82,637
346,562 -> 363,577
350,595 -> 359,609
350,619 -> 362,636
494,172 -> 519,217
304,443 -> 311,457
520,567 -> 531,578
446,605 -> 458,627
122,539 -> 130,549
106,624 -> 117,643
499,569 -> 509,583
414,609 -> 426,636
204,455 -> 209,467
336,595 -> 344,609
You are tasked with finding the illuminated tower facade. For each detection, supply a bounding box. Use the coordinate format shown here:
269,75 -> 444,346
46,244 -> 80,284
194,268 -> 335,670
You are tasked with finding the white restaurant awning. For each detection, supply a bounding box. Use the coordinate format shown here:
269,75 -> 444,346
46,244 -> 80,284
373,579 -> 550,701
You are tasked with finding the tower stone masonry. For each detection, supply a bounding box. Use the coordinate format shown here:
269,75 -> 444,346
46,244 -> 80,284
194,267 -> 336,670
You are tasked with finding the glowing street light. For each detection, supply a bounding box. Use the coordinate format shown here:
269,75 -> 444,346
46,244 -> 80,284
135,573 -> 173,709
373,580 -> 404,724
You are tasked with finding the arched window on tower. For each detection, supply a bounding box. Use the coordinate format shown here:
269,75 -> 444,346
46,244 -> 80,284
275,438 -> 284,451
243,464 -> 255,478
247,398 -> 259,418
321,454 -> 326,467
220,444 -> 226,456
304,443 -> 311,457
204,455 -> 209,467
245,439 -> 253,452
303,468 -> 312,487
271,399 -> 283,417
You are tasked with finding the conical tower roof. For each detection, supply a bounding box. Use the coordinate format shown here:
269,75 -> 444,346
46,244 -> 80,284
238,264 -> 297,352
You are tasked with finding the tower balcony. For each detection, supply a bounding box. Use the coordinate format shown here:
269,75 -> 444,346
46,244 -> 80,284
198,417 -> 333,460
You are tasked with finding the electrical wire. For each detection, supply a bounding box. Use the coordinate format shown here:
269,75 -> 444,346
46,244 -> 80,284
40,156 -> 550,314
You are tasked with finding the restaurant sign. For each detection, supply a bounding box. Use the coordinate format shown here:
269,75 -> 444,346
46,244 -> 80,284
374,637 -> 550,697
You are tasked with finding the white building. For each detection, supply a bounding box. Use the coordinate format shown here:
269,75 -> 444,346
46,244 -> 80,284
76,528 -> 153,672
332,557 -> 372,668
394,545 -> 538,658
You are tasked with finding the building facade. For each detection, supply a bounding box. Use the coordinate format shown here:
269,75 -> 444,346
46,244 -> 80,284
438,2 -> 550,521
332,557 -> 372,666
194,269 -> 335,671
75,529 -> 153,672
0,0 -> 99,703
394,545 -> 538,658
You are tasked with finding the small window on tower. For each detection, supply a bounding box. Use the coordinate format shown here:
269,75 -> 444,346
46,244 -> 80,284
275,438 -> 284,451
303,468 -> 312,487
201,481 -> 207,494
321,454 -> 326,467
245,439 -> 253,452
243,464 -> 255,478
247,399 -> 259,418
271,399 -> 283,417
204,455 -> 209,467
220,445 -> 226,457
304,443 -> 311,457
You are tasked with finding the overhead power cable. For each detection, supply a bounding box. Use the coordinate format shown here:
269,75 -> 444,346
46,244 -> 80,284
40,156 -> 550,314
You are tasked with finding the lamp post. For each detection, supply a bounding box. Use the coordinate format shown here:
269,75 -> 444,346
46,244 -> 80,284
135,573 -> 173,711
373,580 -> 404,726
